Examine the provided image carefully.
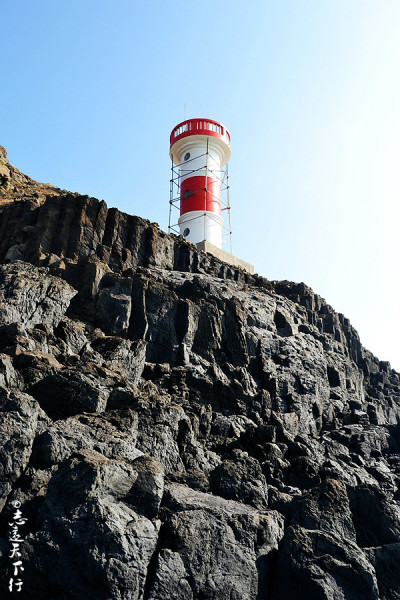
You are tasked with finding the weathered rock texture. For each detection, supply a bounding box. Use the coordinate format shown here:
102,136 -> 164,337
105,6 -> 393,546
1,150 -> 400,599
0,146 -> 60,205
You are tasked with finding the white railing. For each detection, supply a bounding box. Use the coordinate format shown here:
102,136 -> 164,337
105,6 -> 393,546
172,119 -> 230,143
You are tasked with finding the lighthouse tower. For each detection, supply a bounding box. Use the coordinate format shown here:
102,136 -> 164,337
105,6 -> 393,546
169,118 -> 231,249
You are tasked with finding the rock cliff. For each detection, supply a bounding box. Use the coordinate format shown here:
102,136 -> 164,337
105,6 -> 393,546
1,149 -> 400,599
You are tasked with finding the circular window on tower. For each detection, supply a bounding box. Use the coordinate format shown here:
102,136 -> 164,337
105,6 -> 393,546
183,228 -> 190,237
184,190 -> 191,198
184,152 -> 190,161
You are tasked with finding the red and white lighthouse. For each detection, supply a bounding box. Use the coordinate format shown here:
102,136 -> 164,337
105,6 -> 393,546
169,118 -> 231,249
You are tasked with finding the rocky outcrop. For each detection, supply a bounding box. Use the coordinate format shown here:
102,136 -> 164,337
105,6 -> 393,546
0,154 -> 400,599
0,146 -> 60,205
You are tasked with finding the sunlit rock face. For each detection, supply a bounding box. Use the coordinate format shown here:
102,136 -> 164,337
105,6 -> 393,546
0,151 -> 400,599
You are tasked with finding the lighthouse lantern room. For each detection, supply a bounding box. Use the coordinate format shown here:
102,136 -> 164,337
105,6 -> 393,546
169,118 -> 231,250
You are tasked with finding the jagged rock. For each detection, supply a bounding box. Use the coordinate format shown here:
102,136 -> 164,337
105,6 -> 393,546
91,336 -> 146,384
21,450 -> 160,600
271,478 -> 357,542
126,455 -> 164,519
31,411 -> 140,467
96,273 -> 133,336
0,147 -> 10,190
147,549 -> 193,600
365,543 -> 400,600
209,449 -> 268,509
55,317 -> 88,354
0,390 -> 46,510
270,526 -> 379,600
29,363 -> 117,419
1,157 -> 400,598
0,353 -> 20,388
161,484 -> 284,600
13,350 -> 62,386
348,485 -> 400,547
0,145 -> 57,201
0,261 -> 76,329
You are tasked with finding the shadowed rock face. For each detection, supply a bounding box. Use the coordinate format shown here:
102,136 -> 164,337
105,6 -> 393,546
0,154 -> 400,599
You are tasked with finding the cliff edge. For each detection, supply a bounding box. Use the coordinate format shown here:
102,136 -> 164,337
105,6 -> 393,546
0,149 -> 399,599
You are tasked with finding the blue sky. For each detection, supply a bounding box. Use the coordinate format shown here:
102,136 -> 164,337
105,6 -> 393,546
2,1 -> 400,369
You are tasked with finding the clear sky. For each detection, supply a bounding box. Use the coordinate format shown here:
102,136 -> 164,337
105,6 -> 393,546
2,1 -> 400,370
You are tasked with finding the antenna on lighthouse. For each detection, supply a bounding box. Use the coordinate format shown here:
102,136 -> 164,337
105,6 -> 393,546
168,118 -> 232,252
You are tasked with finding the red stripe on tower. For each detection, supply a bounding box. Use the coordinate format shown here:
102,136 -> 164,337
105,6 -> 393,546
179,177 -> 221,216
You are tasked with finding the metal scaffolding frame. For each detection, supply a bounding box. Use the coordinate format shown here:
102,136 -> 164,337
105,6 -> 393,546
169,140 -> 232,254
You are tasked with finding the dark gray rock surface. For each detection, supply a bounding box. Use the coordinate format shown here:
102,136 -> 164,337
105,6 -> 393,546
0,175 -> 400,598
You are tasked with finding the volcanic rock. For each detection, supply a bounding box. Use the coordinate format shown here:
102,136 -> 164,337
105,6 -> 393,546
0,149 -> 400,599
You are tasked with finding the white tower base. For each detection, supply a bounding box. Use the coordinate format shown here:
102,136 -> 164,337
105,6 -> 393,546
196,241 -> 254,274
178,210 -> 223,248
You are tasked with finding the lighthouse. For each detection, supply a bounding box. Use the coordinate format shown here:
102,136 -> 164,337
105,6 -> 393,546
169,118 -> 231,249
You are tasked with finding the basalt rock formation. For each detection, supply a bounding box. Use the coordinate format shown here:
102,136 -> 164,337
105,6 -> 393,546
1,149 -> 400,599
